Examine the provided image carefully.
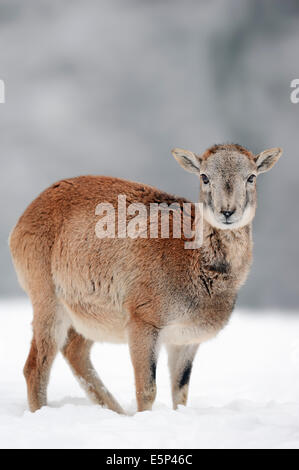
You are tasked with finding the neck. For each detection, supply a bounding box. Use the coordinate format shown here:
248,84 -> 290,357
202,220 -> 252,244
200,219 -> 253,286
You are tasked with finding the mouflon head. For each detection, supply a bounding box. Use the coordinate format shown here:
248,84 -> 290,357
172,143 -> 282,230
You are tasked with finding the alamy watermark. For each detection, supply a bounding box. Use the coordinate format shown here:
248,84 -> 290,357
0,80 -> 5,103
290,79 -> 299,103
95,195 -> 203,249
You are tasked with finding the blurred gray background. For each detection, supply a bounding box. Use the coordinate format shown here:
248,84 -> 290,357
1,0 -> 298,308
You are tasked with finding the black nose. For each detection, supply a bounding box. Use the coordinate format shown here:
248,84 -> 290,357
221,209 -> 235,219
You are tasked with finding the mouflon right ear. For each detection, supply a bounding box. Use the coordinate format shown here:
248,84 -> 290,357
171,148 -> 201,174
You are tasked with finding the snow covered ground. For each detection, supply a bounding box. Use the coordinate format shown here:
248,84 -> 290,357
1,299 -> 299,449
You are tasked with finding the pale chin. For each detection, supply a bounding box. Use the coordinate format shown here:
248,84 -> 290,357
203,206 -> 255,230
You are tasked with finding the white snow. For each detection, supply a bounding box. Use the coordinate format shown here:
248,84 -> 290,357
1,299 -> 299,449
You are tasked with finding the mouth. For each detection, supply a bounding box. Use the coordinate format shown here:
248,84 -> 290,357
220,218 -> 239,229
203,203 -> 254,230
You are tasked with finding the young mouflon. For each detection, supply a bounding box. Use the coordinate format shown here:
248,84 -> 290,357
9,143 -> 282,413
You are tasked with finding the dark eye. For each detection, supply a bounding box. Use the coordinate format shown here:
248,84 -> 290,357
247,174 -> 256,183
201,174 -> 209,184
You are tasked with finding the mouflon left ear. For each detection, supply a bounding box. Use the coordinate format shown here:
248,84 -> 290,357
254,147 -> 283,174
171,148 -> 202,174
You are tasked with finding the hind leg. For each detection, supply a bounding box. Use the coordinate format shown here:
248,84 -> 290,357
24,298 -> 68,412
62,327 -> 125,414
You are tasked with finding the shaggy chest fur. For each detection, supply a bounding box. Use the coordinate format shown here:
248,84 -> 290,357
200,225 -> 252,293
159,226 -> 253,345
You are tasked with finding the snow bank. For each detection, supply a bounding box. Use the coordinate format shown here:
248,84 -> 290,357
1,299 -> 299,449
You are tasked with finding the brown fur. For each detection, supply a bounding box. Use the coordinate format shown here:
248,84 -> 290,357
9,143 -> 282,413
201,143 -> 254,161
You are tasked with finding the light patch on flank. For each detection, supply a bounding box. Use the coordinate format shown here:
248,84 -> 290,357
60,299 -> 128,344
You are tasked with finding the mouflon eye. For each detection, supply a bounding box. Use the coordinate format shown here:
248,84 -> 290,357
201,174 -> 209,184
247,174 -> 256,183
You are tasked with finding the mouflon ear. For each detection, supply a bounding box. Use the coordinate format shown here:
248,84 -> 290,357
171,148 -> 201,174
254,147 -> 283,174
